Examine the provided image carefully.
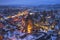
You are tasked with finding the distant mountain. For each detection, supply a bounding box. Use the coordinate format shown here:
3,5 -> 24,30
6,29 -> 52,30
0,4 -> 60,8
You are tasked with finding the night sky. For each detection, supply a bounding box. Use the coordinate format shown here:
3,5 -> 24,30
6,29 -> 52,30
0,0 -> 60,5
